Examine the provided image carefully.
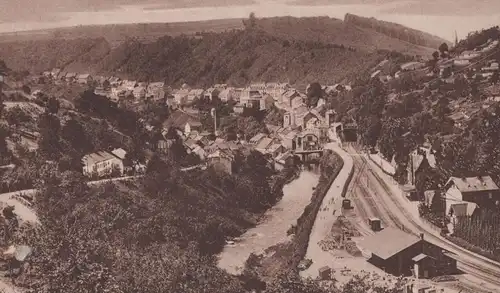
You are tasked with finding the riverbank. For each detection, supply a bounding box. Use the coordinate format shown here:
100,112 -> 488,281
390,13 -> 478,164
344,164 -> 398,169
249,147 -> 344,280
300,143 -> 354,279
217,170 -> 319,275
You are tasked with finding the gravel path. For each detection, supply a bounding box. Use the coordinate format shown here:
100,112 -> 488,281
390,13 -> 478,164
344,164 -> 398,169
300,142 -> 354,279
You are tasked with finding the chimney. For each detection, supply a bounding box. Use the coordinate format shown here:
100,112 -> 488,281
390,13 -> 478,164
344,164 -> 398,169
420,233 -> 424,240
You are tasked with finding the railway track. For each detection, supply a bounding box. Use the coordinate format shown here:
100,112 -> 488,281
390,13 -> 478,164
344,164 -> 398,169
345,147 -> 500,290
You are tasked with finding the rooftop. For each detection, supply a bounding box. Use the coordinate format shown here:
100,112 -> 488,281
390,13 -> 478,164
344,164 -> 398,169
111,148 -> 127,160
82,151 -> 117,166
359,227 -> 421,260
447,176 -> 499,193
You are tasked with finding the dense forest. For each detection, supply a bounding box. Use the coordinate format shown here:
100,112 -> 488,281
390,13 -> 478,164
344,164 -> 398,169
0,14 -> 450,89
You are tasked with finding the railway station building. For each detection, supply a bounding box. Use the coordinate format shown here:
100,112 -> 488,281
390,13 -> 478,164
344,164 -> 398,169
358,227 -> 457,278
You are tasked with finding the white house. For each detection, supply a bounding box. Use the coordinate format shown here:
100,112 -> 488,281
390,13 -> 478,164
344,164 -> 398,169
146,82 -> 166,100
133,86 -> 147,99
123,80 -> 138,91
77,74 -> 93,84
82,151 -> 124,178
444,176 -> 500,219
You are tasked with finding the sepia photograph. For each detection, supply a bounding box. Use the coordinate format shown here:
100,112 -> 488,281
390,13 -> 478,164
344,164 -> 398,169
0,0 -> 499,292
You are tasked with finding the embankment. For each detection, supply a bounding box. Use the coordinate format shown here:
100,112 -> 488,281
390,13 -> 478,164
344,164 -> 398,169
256,144 -> 354,279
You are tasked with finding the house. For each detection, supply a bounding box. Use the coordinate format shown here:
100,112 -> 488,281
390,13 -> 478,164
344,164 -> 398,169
214,83 -> 228,89
293,130 -> 320,152
359,227 -> 456,278
207,149 -> 234,174
109,76 -> 122,86
146,82 -> 166,100
65,72 -> 77,83
163,110 -> 203,136
255,137 -> 275,154
187,89 -> 205,103
249,133 -> 267,145
82,151 -> 124,178
204,88 -> 219,101
448,202 -> 478,227
233,104 -> 245,114
184,139 -> 206,160
266,82 -> 291,99
444,176 -> 500,217
260,94 -> 275,110
173,89 -> 190,106
407,146 -> 437,187
219,87 -> 236,102
133,86 -> 147,99
77,73 -> 93,84
249,82 -> 266,92
401,62 -> 425,71
279,129 -> 298,150
459,50 -> 481,60
266,143 -> 284,158
50,68 -> 61,79
240,88 -> 262,109
42,71 -> 52,78
122,80 -> 138,91
281,90 -> 302,107
274,151 -> 293,170
111,148 -> 127,160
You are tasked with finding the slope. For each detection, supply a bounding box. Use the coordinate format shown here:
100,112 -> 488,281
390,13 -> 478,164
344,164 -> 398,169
255,16 -> 439,56
0,29 -> 387,88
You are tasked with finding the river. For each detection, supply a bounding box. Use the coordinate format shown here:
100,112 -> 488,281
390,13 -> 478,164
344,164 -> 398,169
217,170 -> 319,275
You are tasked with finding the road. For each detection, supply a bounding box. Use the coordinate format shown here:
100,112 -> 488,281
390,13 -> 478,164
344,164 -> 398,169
300,142 -> 354,278
344,145 -> 500,293
0,175 -> 142,224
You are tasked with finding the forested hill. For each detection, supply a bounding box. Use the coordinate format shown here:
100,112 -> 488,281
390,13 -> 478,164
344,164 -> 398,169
255,15 -> 442,56
344,13 -> 450,50
0,15 -> 449,87
0,29 -> 389,88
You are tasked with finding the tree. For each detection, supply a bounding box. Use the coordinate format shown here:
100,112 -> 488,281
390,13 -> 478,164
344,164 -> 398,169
491,71 -> 499,84
432,51 -> 439,60
61,119 -> 92,154
103,80 -> 111,90
21,85 -> 31,95
38,113 -> 61,160
245,12 -> 257,29
46,97 -> 60,114
306,82 -> 323,108
4,106 -> 31,127
439,43 -> 449,56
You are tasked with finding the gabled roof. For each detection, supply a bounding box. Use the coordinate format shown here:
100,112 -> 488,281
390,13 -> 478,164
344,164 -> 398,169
447,176 -> 499,193
111,148 -> 127,160
77,73 -> 91,79
255,137 -> 274,151
359,227 -> 421,260
249,133 -> 266,144
163,110 -> 201,130
82,151 -> 117,165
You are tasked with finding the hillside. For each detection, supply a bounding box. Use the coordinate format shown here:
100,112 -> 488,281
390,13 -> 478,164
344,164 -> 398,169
0,19 -> 246,47
255,16 -> 439,56
344,13 -> 450,49
0,29 -> 388,88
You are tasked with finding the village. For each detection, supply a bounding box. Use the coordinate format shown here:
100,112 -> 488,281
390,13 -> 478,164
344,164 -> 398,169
1,26 -> 500,293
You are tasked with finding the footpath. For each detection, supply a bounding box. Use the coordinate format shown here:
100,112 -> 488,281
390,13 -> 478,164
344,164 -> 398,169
300,142 -> 354,279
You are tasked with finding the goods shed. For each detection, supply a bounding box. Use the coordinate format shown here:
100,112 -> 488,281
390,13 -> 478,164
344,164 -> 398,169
358,227 -> 456,278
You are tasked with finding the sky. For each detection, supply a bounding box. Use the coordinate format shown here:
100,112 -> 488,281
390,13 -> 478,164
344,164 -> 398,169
0,0 -> 499,40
